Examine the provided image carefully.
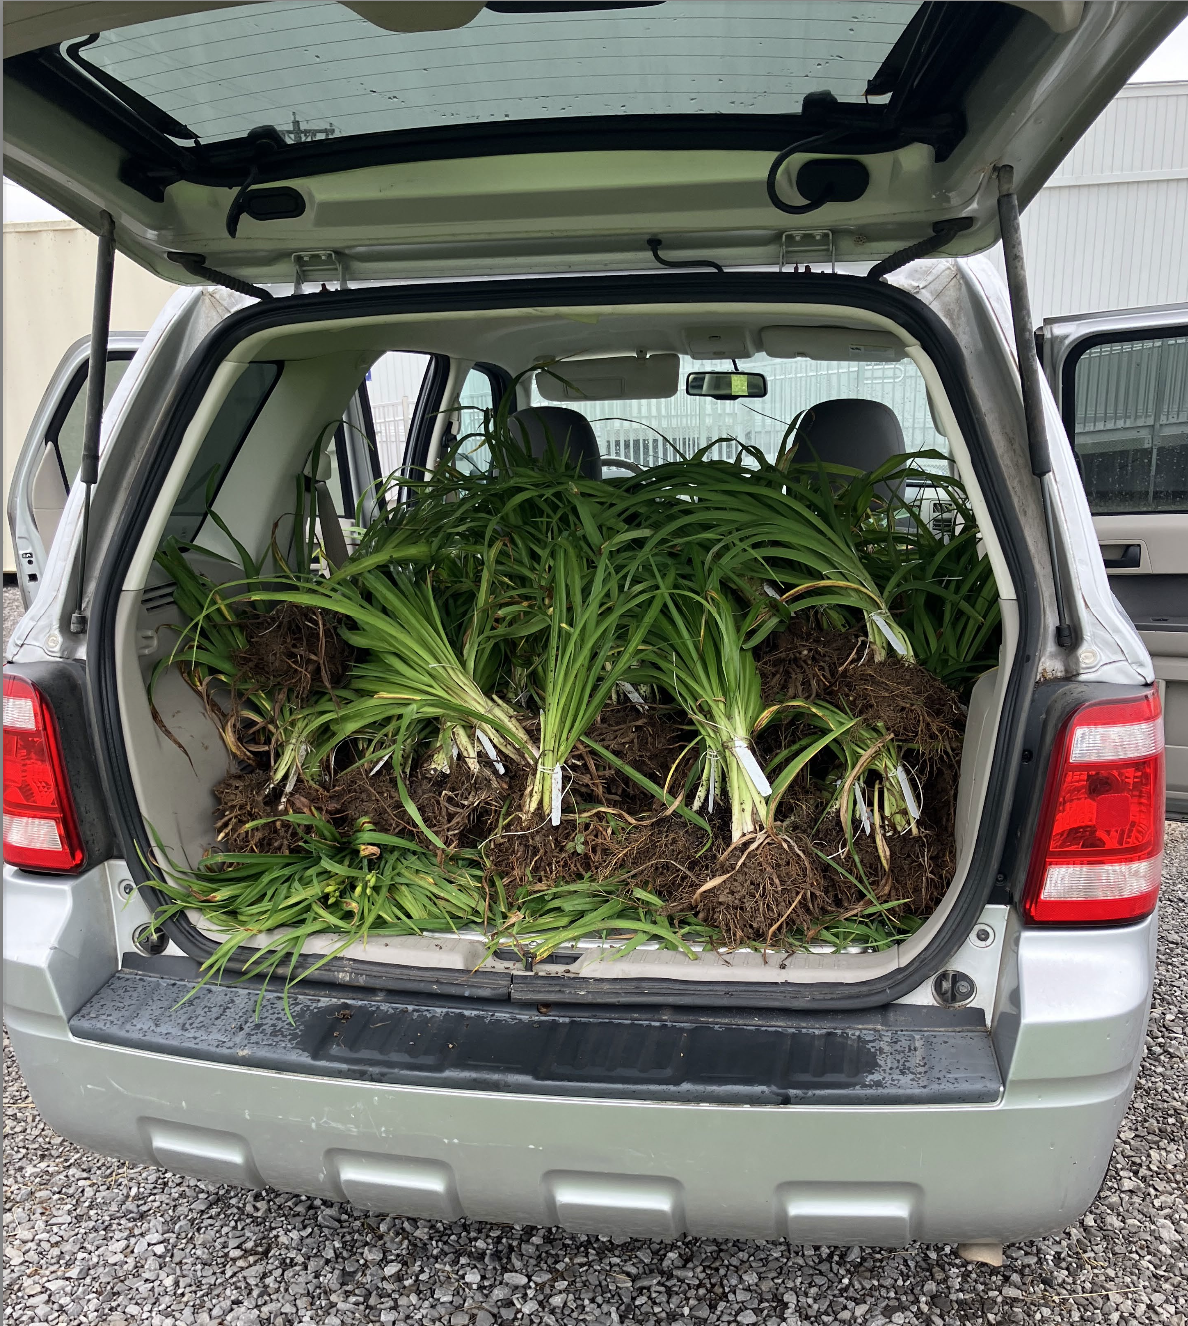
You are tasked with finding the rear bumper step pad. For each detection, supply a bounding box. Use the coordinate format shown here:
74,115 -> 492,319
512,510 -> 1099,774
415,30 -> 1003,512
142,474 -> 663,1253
68,967 -> 1002,1105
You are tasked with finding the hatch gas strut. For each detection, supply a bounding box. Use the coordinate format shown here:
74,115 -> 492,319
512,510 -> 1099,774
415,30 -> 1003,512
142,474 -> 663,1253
995,163 -> 1074,652
69,211 -> 116,635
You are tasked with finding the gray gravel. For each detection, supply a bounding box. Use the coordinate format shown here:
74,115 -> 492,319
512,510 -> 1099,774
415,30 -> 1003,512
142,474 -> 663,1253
4,577 -> 1187,1325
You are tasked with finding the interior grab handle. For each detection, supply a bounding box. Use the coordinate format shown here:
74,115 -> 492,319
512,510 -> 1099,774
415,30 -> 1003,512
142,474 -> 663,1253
1102,544 -> 1141,570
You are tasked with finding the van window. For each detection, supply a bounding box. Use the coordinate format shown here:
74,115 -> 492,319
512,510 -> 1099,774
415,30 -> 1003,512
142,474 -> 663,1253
1068,331 -> 1188,514
366,352 -> 432,478
527,352 -> 948,473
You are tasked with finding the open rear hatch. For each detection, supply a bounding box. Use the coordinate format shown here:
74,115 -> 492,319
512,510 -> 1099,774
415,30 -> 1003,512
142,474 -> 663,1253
5,1 -> 1183,283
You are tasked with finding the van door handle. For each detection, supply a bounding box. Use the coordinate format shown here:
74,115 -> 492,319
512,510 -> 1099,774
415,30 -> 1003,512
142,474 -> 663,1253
1102,544 -> 1141,570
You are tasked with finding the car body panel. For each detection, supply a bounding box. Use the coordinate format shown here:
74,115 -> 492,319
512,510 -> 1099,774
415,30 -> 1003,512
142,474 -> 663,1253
2,857 -> 1156,1243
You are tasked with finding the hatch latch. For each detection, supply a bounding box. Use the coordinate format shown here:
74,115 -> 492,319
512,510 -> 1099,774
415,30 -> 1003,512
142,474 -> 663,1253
779,230 -> 835,274
293,251 -> 349,295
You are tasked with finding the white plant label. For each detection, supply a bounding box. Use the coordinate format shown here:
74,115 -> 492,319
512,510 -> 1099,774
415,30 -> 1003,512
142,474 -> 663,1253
873,614 -> 909,656
621,682 -> 647,710
763,582 -> 782,599
476,728 -> 505,776
550,764 -> 563,826
731,738 -> 772,797
855,782 -> 872,835
895,764 -> 920,821
370,750 -> 393,776
707,751 -> 717,814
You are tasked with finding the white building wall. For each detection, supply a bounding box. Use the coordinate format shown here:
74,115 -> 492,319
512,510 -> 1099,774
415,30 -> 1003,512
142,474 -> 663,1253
992,80 -> 1188,322
2,219 -> 178,572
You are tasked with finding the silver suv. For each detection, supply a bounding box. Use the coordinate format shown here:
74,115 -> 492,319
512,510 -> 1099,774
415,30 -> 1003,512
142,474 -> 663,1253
4,0 -> 1186,1251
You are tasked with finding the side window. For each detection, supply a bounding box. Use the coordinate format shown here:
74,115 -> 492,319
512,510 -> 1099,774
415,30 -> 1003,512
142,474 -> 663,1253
47,354 -> 136,487
1068,332 -> 1188,514
163,361 -> 282,545
452,364 -> 504,473
366,351 -> 431,478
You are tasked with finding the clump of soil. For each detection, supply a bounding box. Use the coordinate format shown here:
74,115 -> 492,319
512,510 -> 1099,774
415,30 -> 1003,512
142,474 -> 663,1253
656,831 -> 834,950
755,618 -> 867,703
582,703 -> 695,813
213,769 -> 325,855
405,758 -> 517,848
812,759 -> 958,920
838,658 -> 965,753
231,602 -> 354,702
483,804 -> 712,904
213,762 -> 421,855
755,618 -> 965,753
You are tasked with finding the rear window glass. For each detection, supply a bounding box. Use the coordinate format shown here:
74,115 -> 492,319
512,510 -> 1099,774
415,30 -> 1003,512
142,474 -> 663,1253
78,1 -> 918,145
1071,333 -> 1188,515
524,352 -> 948,473
163,361 -> 281,545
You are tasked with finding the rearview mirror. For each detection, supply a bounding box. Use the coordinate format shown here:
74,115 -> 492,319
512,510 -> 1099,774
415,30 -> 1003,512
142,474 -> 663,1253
685,371 -> 767,401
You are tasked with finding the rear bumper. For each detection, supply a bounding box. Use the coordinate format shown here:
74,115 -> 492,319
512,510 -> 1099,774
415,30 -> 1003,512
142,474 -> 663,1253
4,861 -> 1157,1245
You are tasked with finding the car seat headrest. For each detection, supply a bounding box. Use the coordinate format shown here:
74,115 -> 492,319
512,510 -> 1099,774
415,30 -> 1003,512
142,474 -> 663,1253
508,406 -> 602,481
791,398 -> 907,497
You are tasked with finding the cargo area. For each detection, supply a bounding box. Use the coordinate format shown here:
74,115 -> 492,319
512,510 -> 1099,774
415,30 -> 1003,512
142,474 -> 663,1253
113,294 -> 1017,999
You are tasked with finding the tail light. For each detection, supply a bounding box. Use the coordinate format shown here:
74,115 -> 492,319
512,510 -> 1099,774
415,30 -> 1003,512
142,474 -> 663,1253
1022,690 -> 1163,924
3,673 -> 85,872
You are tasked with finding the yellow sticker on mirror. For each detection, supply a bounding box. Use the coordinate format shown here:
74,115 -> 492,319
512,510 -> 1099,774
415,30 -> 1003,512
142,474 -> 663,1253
731,373 -> 747,395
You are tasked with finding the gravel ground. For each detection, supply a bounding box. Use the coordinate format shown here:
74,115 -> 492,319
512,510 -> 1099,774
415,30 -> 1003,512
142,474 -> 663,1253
4,579 -> 1187,1325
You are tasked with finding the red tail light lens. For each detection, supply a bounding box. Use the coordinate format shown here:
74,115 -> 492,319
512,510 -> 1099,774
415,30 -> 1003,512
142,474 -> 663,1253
1022,690 -> 1163,924
3,673 -> 85,872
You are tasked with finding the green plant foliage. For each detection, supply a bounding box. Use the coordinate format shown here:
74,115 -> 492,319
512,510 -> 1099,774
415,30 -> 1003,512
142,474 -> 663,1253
146,397 -> 1001,1000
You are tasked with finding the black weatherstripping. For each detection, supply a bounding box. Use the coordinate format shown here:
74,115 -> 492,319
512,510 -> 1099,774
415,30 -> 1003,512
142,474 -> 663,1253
71,968 -> 1003,1105
88,271 -> 1040,1011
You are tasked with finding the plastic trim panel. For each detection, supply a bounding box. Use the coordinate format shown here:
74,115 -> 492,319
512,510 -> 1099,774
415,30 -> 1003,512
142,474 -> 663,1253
69,967 -> 1002,1106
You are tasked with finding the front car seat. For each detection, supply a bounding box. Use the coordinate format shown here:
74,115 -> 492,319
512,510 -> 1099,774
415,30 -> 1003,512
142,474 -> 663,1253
508,406 -> 603,480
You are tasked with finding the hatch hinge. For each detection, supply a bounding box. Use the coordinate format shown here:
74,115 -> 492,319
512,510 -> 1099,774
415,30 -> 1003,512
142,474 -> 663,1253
779,230 -> 834,274
293,251 -> 349,295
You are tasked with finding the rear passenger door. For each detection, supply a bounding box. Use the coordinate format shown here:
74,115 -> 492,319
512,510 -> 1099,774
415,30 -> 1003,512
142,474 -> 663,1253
7,332 -> 143,608
1043,308 -> 1188,814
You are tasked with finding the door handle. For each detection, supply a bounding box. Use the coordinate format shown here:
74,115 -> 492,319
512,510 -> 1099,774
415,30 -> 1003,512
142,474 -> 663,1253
1102,544 -> 1141,570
